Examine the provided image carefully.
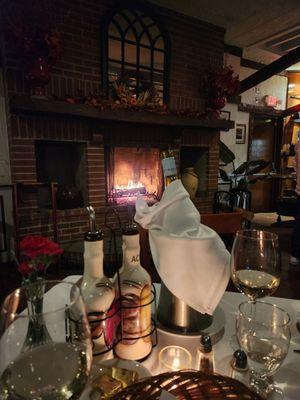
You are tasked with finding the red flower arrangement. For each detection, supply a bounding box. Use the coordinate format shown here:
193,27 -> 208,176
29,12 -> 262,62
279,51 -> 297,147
5,1 -> 63,96
12,28 -> 63,65
18,235 -> 63,280
201,66 -> 240,115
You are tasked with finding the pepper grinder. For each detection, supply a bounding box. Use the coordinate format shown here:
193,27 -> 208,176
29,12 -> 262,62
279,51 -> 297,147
230,349 -> 249,385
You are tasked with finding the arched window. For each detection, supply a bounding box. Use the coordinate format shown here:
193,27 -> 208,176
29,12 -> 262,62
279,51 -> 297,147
102,5 -> 170,104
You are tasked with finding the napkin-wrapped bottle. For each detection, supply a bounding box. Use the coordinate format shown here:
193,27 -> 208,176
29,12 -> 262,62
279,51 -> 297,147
135,180 -> 230,316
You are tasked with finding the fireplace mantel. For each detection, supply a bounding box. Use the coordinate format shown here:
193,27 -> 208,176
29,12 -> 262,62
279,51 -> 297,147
10,95 -> 234,130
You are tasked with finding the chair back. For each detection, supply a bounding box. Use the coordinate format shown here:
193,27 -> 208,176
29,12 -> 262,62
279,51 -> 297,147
201,211 -> 243,235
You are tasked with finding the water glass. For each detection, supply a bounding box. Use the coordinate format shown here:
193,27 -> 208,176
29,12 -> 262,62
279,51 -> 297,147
236,301 -> 290,399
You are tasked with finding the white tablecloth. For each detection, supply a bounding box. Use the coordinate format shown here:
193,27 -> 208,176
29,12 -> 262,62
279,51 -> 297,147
64,276 -> 300,399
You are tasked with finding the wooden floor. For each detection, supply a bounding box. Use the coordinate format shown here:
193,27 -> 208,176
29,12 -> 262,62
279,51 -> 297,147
0,214 -> 299,303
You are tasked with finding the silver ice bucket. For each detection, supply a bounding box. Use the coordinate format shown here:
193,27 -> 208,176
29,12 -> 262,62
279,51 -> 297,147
157,283 -> 213,334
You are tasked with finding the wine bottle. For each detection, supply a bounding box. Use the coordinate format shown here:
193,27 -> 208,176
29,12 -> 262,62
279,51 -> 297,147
160,149 -> 179,186
81,206 -> 115,358
114,222 -> 152,361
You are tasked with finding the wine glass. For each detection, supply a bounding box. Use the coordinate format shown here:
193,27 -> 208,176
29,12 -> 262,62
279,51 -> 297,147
230,229 -> 280,351
0,280 -> 92,400
237,301 -> 290,399
231,230 -> 281,302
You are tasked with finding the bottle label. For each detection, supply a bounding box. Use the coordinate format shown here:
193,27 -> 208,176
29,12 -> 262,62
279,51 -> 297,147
162,157 -> 177,178
124,249 -> 140,267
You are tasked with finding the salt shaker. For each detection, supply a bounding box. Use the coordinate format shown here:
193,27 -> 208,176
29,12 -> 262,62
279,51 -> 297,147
196,335 -> 214,374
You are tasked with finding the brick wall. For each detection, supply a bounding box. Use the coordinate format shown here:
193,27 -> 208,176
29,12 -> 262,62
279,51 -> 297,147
2,0 -> 224,243
4,0 -> 224,102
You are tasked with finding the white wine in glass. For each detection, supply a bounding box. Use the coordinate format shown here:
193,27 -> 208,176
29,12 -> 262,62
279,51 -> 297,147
0,280 -> 92,400
1,342 -> 89,398
231,230 -> 280,302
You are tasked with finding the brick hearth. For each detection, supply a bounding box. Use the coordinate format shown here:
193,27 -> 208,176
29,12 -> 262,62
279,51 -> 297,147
2,0 -> 225,243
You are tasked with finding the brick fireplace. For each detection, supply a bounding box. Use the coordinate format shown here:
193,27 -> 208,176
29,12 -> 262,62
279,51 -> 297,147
2,0 -> 231,245
106,146 -> 162,205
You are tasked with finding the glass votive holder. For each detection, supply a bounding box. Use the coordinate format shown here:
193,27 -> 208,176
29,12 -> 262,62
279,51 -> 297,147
159,345 -> 192,373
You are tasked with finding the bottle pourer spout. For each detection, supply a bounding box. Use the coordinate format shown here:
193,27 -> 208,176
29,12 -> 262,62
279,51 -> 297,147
86,205 -> 96,233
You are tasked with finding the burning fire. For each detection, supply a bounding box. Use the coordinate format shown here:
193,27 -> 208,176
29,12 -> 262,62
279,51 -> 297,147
114,181 -> 144,190
113,180 -> 146,198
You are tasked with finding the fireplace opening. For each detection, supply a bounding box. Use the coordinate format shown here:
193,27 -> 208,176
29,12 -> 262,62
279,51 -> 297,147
106,147 -> 163,205
180,146 -> 208,196
35,140 -> 87,209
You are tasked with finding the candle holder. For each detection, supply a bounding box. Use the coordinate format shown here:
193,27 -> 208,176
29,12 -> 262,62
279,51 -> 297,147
159,345 -> 192,373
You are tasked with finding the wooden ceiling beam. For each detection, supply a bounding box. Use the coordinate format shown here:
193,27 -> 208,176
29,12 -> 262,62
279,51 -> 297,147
239,45 -> 300,94
282,103 -> 300,117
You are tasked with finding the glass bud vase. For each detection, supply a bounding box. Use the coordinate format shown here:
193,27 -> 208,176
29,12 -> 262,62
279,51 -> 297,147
22,278 -> 52,351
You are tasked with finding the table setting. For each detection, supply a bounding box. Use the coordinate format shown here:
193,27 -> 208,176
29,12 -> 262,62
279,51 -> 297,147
1,174 -> 300,399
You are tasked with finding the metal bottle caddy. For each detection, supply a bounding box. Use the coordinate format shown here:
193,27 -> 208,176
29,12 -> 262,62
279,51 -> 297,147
157,283 -> 213,334
86,208 -> 157,359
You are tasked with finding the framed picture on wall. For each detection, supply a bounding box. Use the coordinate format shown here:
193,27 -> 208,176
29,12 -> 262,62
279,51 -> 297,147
220,110 -> 231,121
236,123 -> 247,144
220,111 -> 231,132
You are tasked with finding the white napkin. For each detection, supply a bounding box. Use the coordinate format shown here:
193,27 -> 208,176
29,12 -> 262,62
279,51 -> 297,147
135,180 -> 230,315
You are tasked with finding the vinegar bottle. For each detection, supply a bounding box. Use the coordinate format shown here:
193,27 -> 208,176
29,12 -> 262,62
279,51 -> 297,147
114,222 -> 152,361
81,206 -> 115,358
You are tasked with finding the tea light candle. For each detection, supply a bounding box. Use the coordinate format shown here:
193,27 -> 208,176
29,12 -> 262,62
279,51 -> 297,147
159,346 -> 192,373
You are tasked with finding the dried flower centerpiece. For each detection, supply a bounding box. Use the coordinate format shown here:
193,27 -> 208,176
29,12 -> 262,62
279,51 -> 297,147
201,66 -> 240,116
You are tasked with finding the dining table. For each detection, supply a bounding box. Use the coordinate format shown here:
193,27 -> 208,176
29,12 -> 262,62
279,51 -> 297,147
62,275 -> 300,399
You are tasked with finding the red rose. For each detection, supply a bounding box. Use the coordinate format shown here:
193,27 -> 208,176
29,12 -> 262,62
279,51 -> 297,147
20,235 -> 63,259
37,262 -> 46,272
18,262 -> 32,277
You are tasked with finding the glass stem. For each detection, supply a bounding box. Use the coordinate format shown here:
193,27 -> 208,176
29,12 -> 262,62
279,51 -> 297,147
249,369 -> 271,398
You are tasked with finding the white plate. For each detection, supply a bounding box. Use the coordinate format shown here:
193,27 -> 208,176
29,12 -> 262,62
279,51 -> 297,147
80,358 -> 151,399
91,358 -> 151,380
